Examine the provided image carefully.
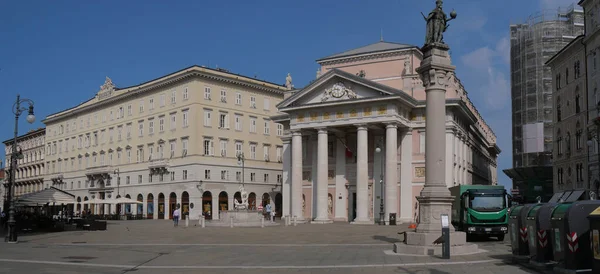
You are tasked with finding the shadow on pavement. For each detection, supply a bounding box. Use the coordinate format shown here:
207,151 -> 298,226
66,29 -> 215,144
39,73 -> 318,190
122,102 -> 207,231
487,253 -> 546,274
394,267 -> 452,274
373,235 -> 399,243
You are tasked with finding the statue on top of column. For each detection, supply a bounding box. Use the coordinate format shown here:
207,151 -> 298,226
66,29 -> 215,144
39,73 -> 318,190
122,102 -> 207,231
421,0 -> 457,46
285,73 -> 294,90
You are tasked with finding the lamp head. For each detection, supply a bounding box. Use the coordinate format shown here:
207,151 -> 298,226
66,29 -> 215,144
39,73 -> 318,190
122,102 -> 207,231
26,105 -> 35,124
375,146 -> 381,153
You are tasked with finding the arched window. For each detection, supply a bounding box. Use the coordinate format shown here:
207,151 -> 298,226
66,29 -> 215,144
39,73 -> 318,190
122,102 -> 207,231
576,121 -> 582,150
557,96 -> 562,121
566,132 -> 572,155
557,129 -> 563,156
575,86 -> 581,113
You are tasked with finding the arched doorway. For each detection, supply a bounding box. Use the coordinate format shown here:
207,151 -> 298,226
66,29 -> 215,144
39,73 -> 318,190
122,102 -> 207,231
219,191 -> 228,212
137,194 -> 143,216
275,193 -> 282,217
234,191 -> 241,207
125,194 -> 132,214
147,193 -> 154,219
181,191 -> 189,220
169,192 -> 177,219
76,197 -> 81,214
158,193 -> 165,219
202,191 -> 212,220
262,193 -> 270,207
248,192 -> 256,210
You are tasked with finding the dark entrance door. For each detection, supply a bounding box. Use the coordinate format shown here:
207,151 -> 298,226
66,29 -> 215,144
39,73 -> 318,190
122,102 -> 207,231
352,192 -> 357,221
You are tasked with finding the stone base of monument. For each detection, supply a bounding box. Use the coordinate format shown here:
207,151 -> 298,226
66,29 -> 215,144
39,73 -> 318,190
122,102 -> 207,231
206,210 -> 280,227
393,231 -> 480,256
310,218 -> 333,224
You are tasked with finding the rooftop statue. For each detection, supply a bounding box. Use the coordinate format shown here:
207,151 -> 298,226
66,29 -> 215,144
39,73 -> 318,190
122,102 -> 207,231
421,0 -> 457,45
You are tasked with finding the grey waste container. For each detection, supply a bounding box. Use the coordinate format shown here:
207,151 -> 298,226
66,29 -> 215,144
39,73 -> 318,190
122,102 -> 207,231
389,213 -> 396,226
510,203 -> 537,257
527,202 -> 560,264
587,206 -> 600,274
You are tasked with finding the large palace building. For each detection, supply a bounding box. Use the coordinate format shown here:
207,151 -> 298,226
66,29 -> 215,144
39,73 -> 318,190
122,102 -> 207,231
41,67 -> 288,220
275,41 -> 500,224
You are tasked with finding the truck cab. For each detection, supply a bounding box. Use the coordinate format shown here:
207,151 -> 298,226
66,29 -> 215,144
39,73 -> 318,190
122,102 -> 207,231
450,185 -> 510,241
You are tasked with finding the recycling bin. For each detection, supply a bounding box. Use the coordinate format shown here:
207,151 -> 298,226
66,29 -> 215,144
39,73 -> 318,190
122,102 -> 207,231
550,200 -> 600,272
587,206 -> 600,273
509,203 -> 538,257
525,203 -> 544,258
389,213 -> 396,226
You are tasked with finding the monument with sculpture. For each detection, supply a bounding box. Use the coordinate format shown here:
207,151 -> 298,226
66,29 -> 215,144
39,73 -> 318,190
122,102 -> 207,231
393,0 -> 479,255
206,184 -> 279,227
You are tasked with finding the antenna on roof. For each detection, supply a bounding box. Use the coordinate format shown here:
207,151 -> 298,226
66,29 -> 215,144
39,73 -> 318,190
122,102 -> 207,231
380,28 -> 384,42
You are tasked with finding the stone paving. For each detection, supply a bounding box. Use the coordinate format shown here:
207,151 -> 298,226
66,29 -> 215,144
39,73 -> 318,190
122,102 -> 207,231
0,220 -> 544,274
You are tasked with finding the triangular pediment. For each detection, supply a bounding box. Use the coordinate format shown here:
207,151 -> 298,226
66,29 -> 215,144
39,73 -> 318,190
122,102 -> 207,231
278,69 -> 415,109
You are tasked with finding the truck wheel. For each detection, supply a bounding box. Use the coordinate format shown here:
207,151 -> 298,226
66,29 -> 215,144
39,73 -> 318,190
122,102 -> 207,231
497,235 -> 505,241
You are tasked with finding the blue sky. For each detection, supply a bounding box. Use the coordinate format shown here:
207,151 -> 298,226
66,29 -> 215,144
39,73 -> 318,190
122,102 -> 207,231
0,0 -> 580,189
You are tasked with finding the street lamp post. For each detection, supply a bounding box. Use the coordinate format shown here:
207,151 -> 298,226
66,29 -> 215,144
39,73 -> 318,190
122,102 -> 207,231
375,140 -> 384,226
6,94 -> 35,243
113,169 -> 120,198
237,153 -> 245,188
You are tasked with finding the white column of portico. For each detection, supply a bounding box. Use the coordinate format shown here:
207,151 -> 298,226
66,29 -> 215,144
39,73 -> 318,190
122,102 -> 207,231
334,134 -> 347,221
385,123 -> 398,224
463,138 -> 468,185
291,131 -> 305,222
313,128 -> 332,223
399,129 -> 413,223
211,193 -> 219,220
310,135 -> 318,219
352,125 -> 371,224
281,137 -> 292,218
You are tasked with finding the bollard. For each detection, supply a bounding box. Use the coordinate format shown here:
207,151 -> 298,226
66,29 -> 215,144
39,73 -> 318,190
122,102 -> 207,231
201,216 -> 206,228
293,215 -> 297,226
261,216 -> 265,228
284,215 -> 288,226
185,217 -> 189,228
230,216 -> 234,228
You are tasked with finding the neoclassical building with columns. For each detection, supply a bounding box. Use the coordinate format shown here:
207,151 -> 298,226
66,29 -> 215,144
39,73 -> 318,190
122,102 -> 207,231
274,41 -> 500,224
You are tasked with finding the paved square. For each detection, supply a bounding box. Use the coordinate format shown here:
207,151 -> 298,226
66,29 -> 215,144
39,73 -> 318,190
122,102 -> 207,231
0,220 -> 542,273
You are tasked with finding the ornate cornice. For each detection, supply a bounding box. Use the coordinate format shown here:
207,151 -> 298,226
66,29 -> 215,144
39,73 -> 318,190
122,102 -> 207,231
318,49 -> 418,67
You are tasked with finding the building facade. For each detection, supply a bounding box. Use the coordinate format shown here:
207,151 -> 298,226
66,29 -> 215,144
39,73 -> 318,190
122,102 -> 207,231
42,66 -> 288,220
2,128 -> 46,208
275,41 -> 500,224
547,35 -> 588,193
581,0 -> 600,194
504,5 -> 584,202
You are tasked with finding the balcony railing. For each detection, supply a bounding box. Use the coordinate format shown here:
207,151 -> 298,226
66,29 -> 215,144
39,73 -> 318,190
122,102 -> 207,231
148,159 -> 169,169
85,165 -> 113,176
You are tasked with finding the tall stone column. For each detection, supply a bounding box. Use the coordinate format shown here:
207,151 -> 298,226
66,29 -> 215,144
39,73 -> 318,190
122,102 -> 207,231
281,136 -> 292,218
399,129 -> 413,223
313,128 -> 332,223
352,124 -> 371,224
334,134 -> 347,221
291,131 -> 305,222
385,123 -> 398,224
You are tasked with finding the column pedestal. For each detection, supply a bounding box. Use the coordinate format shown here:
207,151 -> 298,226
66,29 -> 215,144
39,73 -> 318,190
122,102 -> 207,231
393,42 -> 478,256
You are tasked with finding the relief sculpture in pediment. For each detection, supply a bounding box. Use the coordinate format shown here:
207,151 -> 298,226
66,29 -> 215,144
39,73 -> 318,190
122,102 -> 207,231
321,82 -> 357,102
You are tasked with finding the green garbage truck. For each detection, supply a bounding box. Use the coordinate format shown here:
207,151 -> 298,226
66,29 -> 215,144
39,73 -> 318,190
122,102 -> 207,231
449,185 -> 510,241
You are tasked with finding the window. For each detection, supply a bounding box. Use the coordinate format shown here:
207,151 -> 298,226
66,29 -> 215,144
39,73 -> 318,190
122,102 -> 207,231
148,173 -> 152,183
137,147 -> 144,162
250,96 -> 256,108
576,129 -> 583,150
126,176 -> 130,185
138,175 -> 142,184
117,150 -> 122,164
139,100 -> 144,113
110,110 -> 114,121
204,170 -> 211,179
182,138 -> 189,156
160,93 -> 166,107
183,170 -> 188,180
119,106 -> 124,119
170,113 -> 176,130
575,93 -> 581,113
574,61 -> 581,78
264,98 -> 270,110
149,119 -> 154,134
235,114 -> 242,131
235,142 -> 242,156
419,132 -> 425,153
127,104 -> 132,116
220,140 -> 227,157
219,113 -> 229,128
566,68 -> 569,84
263,146 -> 269,161
159,117 -> 165,132
221,170 -> 229,180
277,174 -> 282,184
126,123 -> 132,139
556,74 -> 561,89
250,117 -> 257,133
158,143 -> 164,159
203,139 -> 213,156
264,174 -> 269,183
235,92 -> 242,105
264,121 -> 270,135
170,141 -> 176,158
204,87 -> 211,100
182,87 -> 188,100
276,146 -> 283,162
108,128 -> 114,143
236,171 -> 242,182
170,171 -> 175,181
117,126 -> 122,141
557,97 -> 562,121
220,90 -> 227,103
204,110 -> 212,126
250,143 -> 257,159
149,98 -> 155,110
250,172 -> 256,182
126,148 -> 131,163
148,145 -> 154,161
566,132 -> 571,154
277,124 -> 283,136
182,110 -> 189,127
557,132 -> 563,156
171,90 -> 176,104
138,122 -> 144,137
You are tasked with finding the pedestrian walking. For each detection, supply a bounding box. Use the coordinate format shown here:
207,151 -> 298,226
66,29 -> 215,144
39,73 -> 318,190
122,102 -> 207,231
173,207 -> 180,227
265,203 -> 273,223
